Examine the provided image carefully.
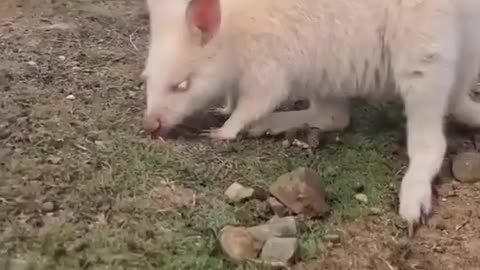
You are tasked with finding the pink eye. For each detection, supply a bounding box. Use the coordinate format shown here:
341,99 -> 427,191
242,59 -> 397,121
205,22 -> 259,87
170,79 -> 190,93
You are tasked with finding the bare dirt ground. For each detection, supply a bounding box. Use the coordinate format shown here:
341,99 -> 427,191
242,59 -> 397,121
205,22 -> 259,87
1,1 -> 480,269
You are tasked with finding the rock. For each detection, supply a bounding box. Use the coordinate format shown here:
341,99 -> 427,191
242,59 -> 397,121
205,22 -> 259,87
432,245 -> 446,253
218,226 -> 260,263
41,201 -> 55,212
281,139 -> 291,148
269,167 -> 329,217
292,139 -> 309,149
267,215 -> 282,224
323,233 -> 341,243
369,207 -> 383,215
452,152 -> 480,183
247,216 -> 298,244
267,197 -> 289,217
260,237 -> 300,265
354,193 -> 368,204
224,182 -> 255,203
446,190 -> 457,197
65,94 -> 76,100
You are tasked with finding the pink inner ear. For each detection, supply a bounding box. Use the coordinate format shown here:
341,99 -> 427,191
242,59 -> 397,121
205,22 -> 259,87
187,0 -> 221,38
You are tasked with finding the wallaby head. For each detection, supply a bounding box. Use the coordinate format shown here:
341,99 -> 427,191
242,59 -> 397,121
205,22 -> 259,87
142,0 -> 225,137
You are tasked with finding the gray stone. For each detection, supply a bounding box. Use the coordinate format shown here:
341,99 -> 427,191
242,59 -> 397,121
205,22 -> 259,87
452,152 -> 480,183
260,237 -> 300,265
247,216 -> 297,244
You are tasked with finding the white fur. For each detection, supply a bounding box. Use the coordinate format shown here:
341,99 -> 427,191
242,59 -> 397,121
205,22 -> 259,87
142,0 -> 480,227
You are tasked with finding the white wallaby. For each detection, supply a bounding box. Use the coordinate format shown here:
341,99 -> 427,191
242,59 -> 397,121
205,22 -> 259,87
141,0 -> 480,233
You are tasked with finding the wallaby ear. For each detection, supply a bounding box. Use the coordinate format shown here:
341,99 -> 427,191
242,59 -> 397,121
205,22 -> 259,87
185,0 -> 221,45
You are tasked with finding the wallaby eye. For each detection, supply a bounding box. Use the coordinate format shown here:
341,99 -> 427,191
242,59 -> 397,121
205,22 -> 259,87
170,79 -> 190,93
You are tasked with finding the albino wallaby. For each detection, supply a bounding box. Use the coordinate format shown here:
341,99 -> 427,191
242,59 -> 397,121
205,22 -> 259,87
141,0 -> 480,234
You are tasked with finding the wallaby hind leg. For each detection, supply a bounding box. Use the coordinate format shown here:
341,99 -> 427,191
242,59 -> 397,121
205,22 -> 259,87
247,98 -> 351,137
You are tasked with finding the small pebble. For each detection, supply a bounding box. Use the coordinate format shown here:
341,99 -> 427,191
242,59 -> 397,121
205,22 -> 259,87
292,139 -> 309,149
46,155 -> 62,164
323,233 -> 341,243
66,94 -> 76,100
58,55 -> 66,61
354,193 -> 368,204
446,191 -> 457,197
42,201 -> 55,212
442,212 -> 453,220
281,139 -> 291,148
369,207 -> 383,215
432,245 -> 446,253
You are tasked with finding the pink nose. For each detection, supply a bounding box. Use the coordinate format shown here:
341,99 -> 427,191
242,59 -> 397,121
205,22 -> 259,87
143,114 -> 162,135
